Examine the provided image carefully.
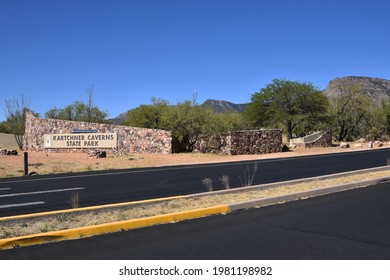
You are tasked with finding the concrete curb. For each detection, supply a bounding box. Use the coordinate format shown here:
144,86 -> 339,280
1,165 -> 390,250
0,205 -> 229,250
190,165 -> 390,199
228,176 -> 389,211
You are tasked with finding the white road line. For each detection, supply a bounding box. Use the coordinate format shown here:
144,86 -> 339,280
0,188 -> 10,191
0,187 -> 84,198
0,201 -> 45,209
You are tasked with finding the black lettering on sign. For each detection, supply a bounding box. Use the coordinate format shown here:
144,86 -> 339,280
84,141 -> 99,146
67,141 -> 81,147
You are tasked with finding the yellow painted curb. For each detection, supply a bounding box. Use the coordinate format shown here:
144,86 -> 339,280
0,205 -> 229,250
0,195 -> 186,222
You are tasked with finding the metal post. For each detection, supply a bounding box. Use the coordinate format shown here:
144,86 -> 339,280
24,152 -> 28,176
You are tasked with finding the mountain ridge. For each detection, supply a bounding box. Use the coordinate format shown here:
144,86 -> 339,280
323,76 -> 390,103
200,99 -> 247,113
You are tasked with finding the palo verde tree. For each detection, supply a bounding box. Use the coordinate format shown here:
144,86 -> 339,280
243,79 -> 329,140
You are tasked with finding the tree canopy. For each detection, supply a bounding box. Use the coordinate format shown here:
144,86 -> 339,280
45,86 -> 108,123
123,96 -> 248,152
244,79 -> 329,139
122,98 -> 169,129
328,84 -> 376,141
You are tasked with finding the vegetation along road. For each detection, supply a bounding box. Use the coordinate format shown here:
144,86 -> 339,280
1,148 -> 390,217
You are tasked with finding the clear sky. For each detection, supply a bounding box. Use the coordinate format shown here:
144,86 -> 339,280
1,0 -> 389,121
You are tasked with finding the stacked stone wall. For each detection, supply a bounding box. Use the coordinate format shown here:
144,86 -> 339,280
193,134 -> 232,154
24,112 -> 172,154
230,129 -> 282,155
194,129 -> 282,155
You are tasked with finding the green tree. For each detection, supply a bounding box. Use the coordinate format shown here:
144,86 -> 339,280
161,98 -> 218,152
244,79 -> 329,140
329,84 -> 375,141
214,112 -> 248,133
123,96 -> 250,152
364,99 -> 390,141
124,96 -> 230,152
0,121 -> 12,134
378,99 -> 390,137
45,86 -> 108,123
122,98 -> 169,128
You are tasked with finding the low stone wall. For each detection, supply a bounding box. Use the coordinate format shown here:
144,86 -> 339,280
194,129 -> 283,155
193,134 -> 232,154
24,112 -> 172,154
230,129 -> 282,155
290,130 -> 332,148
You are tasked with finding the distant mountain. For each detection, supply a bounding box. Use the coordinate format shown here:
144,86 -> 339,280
109,112 -> 128,125
323,76 -> 390,103
200,99 -> 247,113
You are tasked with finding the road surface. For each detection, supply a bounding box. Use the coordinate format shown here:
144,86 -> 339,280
1,180 -> 389,259
1,148 -> 390,217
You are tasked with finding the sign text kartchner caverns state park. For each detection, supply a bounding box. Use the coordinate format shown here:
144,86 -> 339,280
44,133 -> 117,148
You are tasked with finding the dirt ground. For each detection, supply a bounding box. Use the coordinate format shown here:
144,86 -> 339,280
1,144 -> 388,178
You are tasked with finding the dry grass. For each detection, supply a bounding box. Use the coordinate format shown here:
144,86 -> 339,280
1,168 -> 389,239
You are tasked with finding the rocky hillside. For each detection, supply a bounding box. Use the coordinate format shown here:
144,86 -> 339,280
324,76 -> 390,103
110,112 -> 128,125
201,99 -> 247,113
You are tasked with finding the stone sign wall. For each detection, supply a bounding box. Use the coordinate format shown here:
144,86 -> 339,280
194,129 -> 283,155
24,112 -> 172,154
230,129 -> 283,155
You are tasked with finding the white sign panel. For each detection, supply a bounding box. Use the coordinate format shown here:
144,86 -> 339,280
44,133 -> 117,148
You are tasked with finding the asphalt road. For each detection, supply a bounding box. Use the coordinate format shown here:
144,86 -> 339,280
2,180 -> 389,260
1,148 -> 390,217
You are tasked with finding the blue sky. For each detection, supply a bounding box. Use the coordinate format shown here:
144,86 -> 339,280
1,0 -> 389,121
